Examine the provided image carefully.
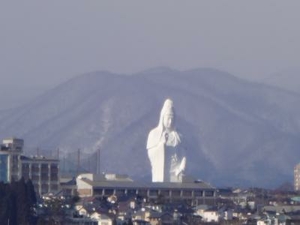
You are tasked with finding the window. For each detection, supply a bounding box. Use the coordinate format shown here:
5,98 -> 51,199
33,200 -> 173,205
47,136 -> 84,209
149,190 -> 158,196
160,190 -> 170,196
194,190 -> 203,197
115,189 -> 126,195
171,190 -> 181,197
104,189 -> 114,195
205,191 -> 214,197
182,190 -> 192,197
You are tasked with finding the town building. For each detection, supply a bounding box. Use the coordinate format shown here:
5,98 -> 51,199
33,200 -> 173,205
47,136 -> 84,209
294,163 -> 300,191
0,137 -> 60,195
0,137 -> 24,182
21,155 -> 60,195
76,173 -> 217,206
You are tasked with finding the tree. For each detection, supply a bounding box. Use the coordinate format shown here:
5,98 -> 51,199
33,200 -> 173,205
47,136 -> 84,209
26,179 -> 37,224
15,177 -> 31,224
127,218 -> 133,225
26,179 -> 37,206
0,178 -> 37,225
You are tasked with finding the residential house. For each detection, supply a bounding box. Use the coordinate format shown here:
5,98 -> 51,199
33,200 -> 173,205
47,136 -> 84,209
202,208 -> 220,223
90,212 -> 114,225
148,211 -> 174,225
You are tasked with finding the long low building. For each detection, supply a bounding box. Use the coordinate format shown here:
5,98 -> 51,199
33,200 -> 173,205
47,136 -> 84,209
76,173 -> 217,206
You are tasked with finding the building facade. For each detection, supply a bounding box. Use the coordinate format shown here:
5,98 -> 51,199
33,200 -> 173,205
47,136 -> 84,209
76,173 -> 217,206
0,138 -> 60,195
21,155 -> 60,195
294,163 -> 300,191
0,137 -> 24,182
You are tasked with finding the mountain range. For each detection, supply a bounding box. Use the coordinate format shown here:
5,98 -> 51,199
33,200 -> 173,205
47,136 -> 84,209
261,68 -> 300,94
1,67 -> 300,188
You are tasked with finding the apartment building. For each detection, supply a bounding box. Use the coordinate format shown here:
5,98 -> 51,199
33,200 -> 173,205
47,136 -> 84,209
294,163 -> 300,191
0,137 -> 60,195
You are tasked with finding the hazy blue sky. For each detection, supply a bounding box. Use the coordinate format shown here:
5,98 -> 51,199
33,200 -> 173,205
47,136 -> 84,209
0,1 -> 300,108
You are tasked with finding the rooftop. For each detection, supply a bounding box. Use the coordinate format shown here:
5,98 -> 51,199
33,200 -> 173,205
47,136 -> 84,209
79,177 -> 215,190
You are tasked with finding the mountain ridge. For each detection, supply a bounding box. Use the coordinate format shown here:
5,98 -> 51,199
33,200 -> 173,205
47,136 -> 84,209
0,68 -> 299,187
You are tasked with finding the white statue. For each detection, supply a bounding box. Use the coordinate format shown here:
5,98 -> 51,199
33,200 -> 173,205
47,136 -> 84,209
147,99 -> 186,182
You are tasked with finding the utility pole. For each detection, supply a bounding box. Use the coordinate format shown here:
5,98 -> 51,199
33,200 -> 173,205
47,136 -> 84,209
57,148 -> 59,160
63,156 -> 66,173
77,149 -> 80,176
96,148 -> 100,174
96,149 -> 99,174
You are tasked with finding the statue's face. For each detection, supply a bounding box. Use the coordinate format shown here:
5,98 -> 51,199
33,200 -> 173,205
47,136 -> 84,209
163,113 -> 174,129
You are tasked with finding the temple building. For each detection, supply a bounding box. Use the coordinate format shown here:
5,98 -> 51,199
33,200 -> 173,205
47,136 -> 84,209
73,99 -> 217,206
0,137 -> 60,195
76,173 -> 217,206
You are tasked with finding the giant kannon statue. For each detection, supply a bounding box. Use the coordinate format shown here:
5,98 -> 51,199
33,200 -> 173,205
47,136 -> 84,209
147,99 -> 186,182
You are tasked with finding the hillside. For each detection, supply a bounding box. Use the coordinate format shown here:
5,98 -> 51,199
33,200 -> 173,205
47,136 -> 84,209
261,68 -> 300,93
1,68 -> 300,187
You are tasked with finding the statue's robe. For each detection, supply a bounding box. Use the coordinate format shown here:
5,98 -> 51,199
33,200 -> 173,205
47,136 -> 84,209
146,99 -> 186,183
147,127 -> 184,182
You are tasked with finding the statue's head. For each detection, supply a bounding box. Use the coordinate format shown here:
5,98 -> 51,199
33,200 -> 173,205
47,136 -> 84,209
147,98 -> 180,150
160,99 -> 175,130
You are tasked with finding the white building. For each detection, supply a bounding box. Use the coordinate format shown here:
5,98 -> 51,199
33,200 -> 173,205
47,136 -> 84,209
202,209 -> 220,223
90,212 -> 113,225
76,173 -> 217,206
21,155 -> 60,195
0,137 -> 24,182
294,163 -> 300,191
196,206 -> 233,223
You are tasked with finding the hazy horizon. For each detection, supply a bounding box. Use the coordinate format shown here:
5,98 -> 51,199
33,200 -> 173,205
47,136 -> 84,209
1,1 -> 300,109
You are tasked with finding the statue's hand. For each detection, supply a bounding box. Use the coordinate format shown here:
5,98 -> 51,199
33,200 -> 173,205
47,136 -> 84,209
161,131 -> 169,145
